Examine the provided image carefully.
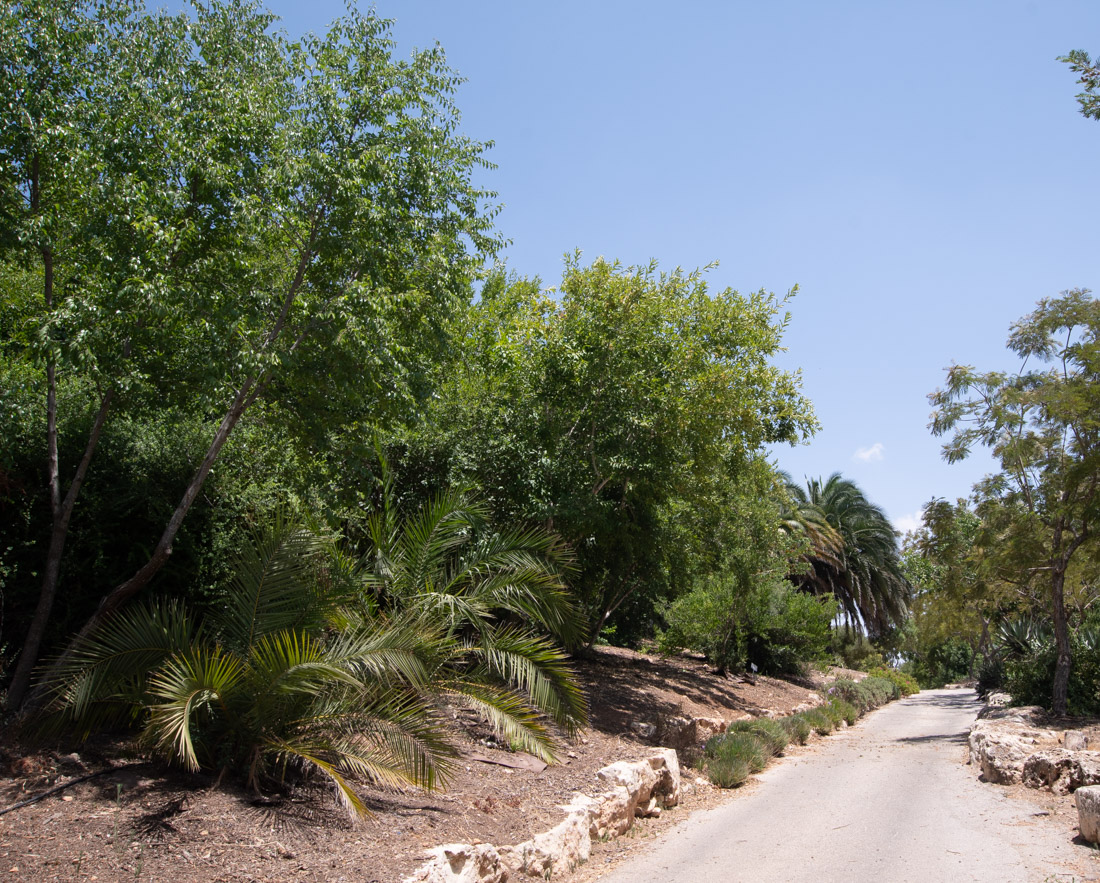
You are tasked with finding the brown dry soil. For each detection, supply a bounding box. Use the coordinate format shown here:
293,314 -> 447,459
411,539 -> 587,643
0,649 -> 854,882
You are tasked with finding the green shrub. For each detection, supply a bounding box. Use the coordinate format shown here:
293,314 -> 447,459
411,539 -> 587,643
704,731 -> 769,786
706,754 -> 751,788
859,676 -> 898,705
826,675 -> 896,712
832,698 -> 859,726
867,666 -> 919,697
829,632 -> 887,672
976,655 -> 1005,698
821,700 -> 847,727
802,707 -> 834,736
727,718 -> 789,756
662,574 -> 836,676
780,713 -> 812,745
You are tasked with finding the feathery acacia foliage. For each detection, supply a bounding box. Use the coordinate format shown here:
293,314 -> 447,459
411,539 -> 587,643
781,473 -> 910,635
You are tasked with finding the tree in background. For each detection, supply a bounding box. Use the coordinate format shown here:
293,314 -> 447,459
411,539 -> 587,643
782,473 -> 910,636
930,291 -> 1100,715
900,499 -> 994,686
1,0 -> 499,707
399,257 -> 817,645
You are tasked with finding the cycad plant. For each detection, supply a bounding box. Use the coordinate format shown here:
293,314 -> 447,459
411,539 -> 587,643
35,514 -> 451,816
352,466 -> 588,761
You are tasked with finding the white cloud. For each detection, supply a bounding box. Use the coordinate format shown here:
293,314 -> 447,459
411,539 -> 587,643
893,510 -> 924,534
853,442 -> 885,462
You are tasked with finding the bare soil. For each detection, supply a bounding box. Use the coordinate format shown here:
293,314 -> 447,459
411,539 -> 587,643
0,647 -> 825,882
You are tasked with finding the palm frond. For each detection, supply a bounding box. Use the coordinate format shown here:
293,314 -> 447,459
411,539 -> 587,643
32,598 -> 197,738
218,511 -> 333,652
145,646 -> 245,771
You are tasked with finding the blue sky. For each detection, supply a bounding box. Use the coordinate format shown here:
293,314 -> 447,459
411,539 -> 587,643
263,0 -> 1100,532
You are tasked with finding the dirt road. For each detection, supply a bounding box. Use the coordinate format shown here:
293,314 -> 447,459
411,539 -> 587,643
597,688 -> 1095,882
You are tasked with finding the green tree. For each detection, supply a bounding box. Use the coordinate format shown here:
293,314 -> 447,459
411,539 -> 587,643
405,258 -> 816,643
902,499 -> 994,681
782,473 -> 910,636
930,290 -> 1100,715
1,0 -> 499,707
1061,50 -> 1100,120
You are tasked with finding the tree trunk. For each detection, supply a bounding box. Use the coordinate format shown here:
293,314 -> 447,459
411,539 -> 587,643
1050,564 -> 1072,716
4,389 -> 114,710
23,377 -> 261,708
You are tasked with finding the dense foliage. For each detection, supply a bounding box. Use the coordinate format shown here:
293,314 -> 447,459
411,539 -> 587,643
2,0 -> 910,819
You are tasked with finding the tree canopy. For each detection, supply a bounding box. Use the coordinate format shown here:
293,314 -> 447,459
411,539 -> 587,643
930,290 -> 1100,714
1,0 -> 501,707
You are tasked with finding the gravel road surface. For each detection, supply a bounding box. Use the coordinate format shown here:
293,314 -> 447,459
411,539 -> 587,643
597,688 -> 1094,882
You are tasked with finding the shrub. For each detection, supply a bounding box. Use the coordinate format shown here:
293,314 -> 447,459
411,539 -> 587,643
829,632 -> 887,672
867,666 -> 919,697
976,655 -> 1005,698
34,517 -> 453,816
727,718 -> 789,757
802,707 -> 834,736
826,675 -> 896,712
704,731 -> 769,786
862,676 -> 898,704
832,698 -> 859,726
706,753 -> 751,788
662,574 -> 836,676
780,713 -> 812,745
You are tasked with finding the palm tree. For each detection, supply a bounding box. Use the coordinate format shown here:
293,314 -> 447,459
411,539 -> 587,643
351,465 -> 588,761
35,513 -> 452,817
780,473 -> 910,635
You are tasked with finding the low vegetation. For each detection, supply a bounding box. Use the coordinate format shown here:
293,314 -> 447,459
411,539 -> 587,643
701,674 -> 907,788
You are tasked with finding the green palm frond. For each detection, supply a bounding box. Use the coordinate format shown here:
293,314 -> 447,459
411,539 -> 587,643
325,620 -> 436,688
218,511 -> 334,653
466,625 -> 588,734
445,676 -> 558,760
34,598 -> 198,738
781,472 -> 910,635
146,645 -> 245,771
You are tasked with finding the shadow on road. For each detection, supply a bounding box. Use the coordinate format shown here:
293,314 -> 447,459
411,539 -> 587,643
894,731 -> 969,745
903,692 -> 981,711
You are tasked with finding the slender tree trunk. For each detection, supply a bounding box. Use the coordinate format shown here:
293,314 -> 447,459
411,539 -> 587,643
5,387 -> 114,709
1050,563 -> 1072,716
24,377 -> 262,707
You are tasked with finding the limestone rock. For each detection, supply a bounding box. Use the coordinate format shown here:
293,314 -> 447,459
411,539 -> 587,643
404,843 -> 507,883
405,750 -> 683,883
969,723 -> 1035,785
648,747 -> 681,808
694,717 -> 727,742
1023,749 -> 1100,794
629,720 -> 657,741
500,808 -> 591,879
1077,785 -> 1100,843
1065,730 -> 1090,751
656,715 -> 697,749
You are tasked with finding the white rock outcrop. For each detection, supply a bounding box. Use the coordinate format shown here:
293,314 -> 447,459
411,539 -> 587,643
1022,749 -> 1100,795
968,706 -> 1047,785
404,751 -> 681,883
1076,785 -> 1100,843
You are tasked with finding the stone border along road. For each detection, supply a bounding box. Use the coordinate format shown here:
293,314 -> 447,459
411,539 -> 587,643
595,688 -> 1096,883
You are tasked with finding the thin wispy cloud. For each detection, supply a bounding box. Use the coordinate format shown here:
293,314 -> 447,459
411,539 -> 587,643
853,442 -> 885,462
893,510 -> 924,534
